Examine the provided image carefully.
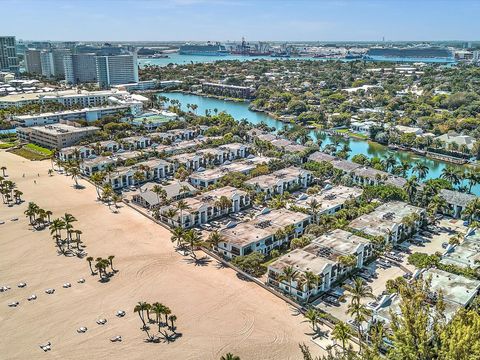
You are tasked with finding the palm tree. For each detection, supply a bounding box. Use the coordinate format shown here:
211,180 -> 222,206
303,308 -> 322,332
441,166 -> 461,187
151,302 -> 165,331
134,301 -> 149,329
184,229 -> 201,258
86,256 -> 95,275
220,354 -> 240,360
412,162 -> 429,181
462,198 -> 480,225
152,184 -> 167,206
332,321 -> 352,354
108,255 -> 115,271
175,199 -> 190,228
343,277 -> 374,306
464,169 -> 479,194
91,172 -> 106,199
405,176 -> 419,204
133,171 -> 146,186
307,198 -> 322,224
384,154 -> 397,173
299,271 -> 320,304
278,265 -> 298,297
170,226 -> 185,248
346,302 -> 372,353
207,230 -> 223,250
63,213 -> 77,246
24,202 -> 39,225
69,164 -> 81,188
168,314 -> 177,332
49,218 -> 66,249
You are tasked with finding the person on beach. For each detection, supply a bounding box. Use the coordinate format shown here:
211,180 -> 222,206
34,180 -> 36,184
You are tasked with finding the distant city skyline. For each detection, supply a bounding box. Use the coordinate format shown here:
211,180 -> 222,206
2,0 -> 480,42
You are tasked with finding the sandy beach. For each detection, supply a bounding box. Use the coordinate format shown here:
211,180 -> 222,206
0,150 -> 323,360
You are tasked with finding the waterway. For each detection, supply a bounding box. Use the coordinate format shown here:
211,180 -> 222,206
139,54 -> 455,68
161,92 -> 479,196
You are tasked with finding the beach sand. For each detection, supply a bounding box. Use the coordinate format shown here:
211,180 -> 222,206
0,150 -> 323,360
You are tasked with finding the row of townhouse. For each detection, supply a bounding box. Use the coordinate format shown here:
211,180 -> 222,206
169,143 -> 252,171
106,159 -> 175,189
218,208 -> 312,259
159,186 -> 251,228
245,166 -> 313,199
189,156 -> 272,188
292,185 -> 363,216
348,201 -> 426,244
79,150 -> 144,176
308,151 -> 407,188
267,229 -> 374,301
131,181 -> 196,209
248,130 -> 310,159
58,127 -> 208,162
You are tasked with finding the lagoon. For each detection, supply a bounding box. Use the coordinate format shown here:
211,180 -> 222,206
160,92 -> 479,196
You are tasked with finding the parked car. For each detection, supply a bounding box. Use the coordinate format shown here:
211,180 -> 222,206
442,242 -> 449,249
200,224 -> 213,231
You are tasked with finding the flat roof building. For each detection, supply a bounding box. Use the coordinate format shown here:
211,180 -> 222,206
218,208 -> 311,259
349,201 -> 425,243
17,123 -> 99,149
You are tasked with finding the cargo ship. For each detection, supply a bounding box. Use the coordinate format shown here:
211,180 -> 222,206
179,43 -> 229,56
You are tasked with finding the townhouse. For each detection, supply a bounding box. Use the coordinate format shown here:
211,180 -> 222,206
217,209 -> 311,259
121,135 -> 151,150
293,185 -> 363,215
245,167 -> 313,199
267,229 -> 372,301
131,181 -> 196,209
58,145 -> 94,162
189,156 -> 272,188
349,201 -> 426,244
106,158 -> 173,189
160,186 -> 250,228
439,189 -> 478,219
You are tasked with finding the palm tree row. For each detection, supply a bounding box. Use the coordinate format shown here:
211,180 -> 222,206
24,201 -> 52,230
134,301 -> 178,342
48,212 -> 85,256
86,255 -> 116,280
170,227 -> 202,258
0,176 -> 22,205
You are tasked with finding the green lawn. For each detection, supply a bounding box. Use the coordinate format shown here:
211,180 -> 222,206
24,143 -> 53,156
10,144 -> 52,160
0,142 -> 15,149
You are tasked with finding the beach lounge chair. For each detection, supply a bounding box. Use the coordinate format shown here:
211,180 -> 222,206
96,318 -> 107,325
110,335 -> 122,342
45,288 -> 55,294
116,310 -> 126,317
27,294 -> 37,301
0,286 -> 10,292
63,283 -> 71,288
39,342 -> 51,352
18,282 -> 27,288
77,327 -> 88,333
77,278 -> 86,283
8,301 -> 19,307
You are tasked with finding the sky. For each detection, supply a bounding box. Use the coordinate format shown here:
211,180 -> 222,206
1,0 -> 479,42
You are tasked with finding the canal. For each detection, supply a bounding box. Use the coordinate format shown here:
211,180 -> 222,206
160,92 -> 479,196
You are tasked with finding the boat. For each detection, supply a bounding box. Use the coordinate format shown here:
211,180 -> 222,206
179,43 -> 229,56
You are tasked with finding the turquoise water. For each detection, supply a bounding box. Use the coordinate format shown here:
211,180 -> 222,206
139,53 -> 456,68
161,92 -> 479,196
0,128 -> 16,134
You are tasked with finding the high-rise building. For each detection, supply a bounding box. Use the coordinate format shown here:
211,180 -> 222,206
25,49 -> 42,74
40,51 -> 55,78
64,53 -> 97,84
52,48 -> 71,77
95,53 -> 138,88
0,36 -> 19,74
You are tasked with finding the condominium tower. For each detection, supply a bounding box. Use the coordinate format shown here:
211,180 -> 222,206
0,36 -> 19,74
96,54 -> 138,88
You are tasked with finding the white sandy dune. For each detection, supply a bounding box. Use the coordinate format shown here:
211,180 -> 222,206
0,150 -> 322,360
